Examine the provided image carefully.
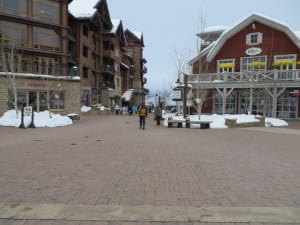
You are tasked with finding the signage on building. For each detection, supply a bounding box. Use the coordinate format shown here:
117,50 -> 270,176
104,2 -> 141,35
289,90 -> 300,97
24,106 -> 32,117
172,89 -> 182,101
27,82 -> 48,87
245,47 -> 262,56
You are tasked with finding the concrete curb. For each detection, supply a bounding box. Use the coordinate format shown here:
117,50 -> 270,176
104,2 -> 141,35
1,203 -> 300,223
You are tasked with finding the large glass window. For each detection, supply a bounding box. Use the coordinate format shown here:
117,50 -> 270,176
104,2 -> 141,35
50,90 -> 65,109
241,56 -> 267,72
33,0 -> 60,24
214,91 -> 236,114
33,27 -> 60,51
277,91 -> 297,118
0,21 -> 27,46
0,0 -> 27,17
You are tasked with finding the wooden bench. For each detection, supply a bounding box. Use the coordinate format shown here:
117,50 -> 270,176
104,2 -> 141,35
167,117 -> 186,128
185,120 -> 212,129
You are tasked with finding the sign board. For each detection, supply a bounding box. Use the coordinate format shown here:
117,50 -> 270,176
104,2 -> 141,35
245,47 -> 262,56
289,90 -> 300,97
172,90 -> 182,101
24,106 -> 32,117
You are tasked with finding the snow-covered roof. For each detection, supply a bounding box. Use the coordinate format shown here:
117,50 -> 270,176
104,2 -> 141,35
188,43 -> 216,65
206,13 -> 300,62
133,31 -> 143,40
202,26 -> 228,34
111,19 -> 121,33
68,0 -> 99,18
295,31 -> 300,39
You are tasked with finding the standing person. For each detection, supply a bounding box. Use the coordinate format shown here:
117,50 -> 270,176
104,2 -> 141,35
154,105 -> 162,125
138,104 -> 147,130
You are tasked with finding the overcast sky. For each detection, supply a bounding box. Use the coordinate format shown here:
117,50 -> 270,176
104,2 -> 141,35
93,0 -> 300,95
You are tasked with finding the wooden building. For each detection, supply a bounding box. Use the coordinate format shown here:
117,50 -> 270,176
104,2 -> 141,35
188,14 -> 300,119
0,0 -> 81,116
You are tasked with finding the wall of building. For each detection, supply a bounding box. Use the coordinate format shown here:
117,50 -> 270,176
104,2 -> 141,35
0,76 -> 81,117
206,22 -> 300,72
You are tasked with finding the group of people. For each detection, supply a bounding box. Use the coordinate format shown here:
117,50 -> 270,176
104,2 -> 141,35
138,104 -> 162,130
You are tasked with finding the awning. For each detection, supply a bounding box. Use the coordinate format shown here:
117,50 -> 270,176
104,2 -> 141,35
121,89 -> 134,101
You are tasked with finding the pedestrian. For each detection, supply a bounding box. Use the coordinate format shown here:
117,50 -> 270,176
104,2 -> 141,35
154,105 -> 162,125
138,104 -> 147,130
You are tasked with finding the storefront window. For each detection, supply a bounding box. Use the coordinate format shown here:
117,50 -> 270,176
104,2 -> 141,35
50,91 -> 64,109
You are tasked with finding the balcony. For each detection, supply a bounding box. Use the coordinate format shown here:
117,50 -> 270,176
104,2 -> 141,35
190,69 -> 300,82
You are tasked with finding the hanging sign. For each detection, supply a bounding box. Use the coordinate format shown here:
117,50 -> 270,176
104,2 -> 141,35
245,47 -> 262,56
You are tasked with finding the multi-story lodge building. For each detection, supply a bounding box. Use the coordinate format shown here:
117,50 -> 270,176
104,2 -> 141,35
0,0 -> 147,117
0,0 -> 81,116
188,14 -> 300,119
68,0 -> 147,109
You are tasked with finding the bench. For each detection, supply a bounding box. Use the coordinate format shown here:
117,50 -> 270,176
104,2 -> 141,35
185,120 -> 212,129
167,117 -> 186,128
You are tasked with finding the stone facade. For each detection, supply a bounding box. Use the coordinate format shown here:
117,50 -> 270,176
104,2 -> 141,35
0,74 -> 80,117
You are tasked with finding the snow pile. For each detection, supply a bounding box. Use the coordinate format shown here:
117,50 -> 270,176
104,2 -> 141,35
163,113 -> 288,129
81,105 -> 92,113
0,110 -> 72,128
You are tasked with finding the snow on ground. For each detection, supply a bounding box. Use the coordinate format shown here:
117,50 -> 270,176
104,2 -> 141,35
0,108 -> 289,128
0,110 -> 72,128
163,113 -> 288,129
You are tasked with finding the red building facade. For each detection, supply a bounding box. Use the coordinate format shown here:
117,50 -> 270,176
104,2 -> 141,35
189,14 -> 300,119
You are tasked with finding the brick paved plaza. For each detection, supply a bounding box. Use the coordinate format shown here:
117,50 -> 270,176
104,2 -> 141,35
0,111 -> 300,225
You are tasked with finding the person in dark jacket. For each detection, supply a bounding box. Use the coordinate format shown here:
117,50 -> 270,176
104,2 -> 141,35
154,105 -> 162,125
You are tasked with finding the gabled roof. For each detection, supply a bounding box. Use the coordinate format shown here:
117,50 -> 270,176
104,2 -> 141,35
206,13 -> 300,62
188,43 -> 215,65
68,0 -> 112,30
125,29 -> 144,47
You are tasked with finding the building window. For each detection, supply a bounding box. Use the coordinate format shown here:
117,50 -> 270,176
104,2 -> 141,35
127,49 -> 134,57
32,56 -> 60,75
82,66 -> 88,78
0,0 -> 27,17
246,32 -> 263,45
217,59 -> 235,73
83,46 -> 88,58
83,25 -> 89,37
0,21 -> 27,46
241,56 -> 267,72
33,27 -> 60,52
274,54 -> 296,80
50,90 -> 65,109
33,0 -> 60,24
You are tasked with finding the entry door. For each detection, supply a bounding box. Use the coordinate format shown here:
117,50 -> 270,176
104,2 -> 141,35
29,91 -> 37,111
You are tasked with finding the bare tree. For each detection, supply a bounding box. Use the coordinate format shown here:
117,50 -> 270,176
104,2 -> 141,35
194,8 -> 208,119
0,43 -> 20,116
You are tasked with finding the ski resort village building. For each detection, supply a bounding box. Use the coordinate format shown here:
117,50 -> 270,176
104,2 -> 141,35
188,13 -> 300,119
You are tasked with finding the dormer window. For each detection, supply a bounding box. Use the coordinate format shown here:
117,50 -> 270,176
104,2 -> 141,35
246,32 -> 262,45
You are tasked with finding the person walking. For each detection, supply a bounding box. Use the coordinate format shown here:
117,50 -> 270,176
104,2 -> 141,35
154,105 -> 162,125
138,104 -> 147,130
